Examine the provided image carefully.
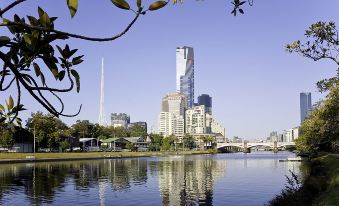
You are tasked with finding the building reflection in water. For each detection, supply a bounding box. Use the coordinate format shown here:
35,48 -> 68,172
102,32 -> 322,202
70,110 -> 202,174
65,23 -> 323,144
156,156 -> 226,206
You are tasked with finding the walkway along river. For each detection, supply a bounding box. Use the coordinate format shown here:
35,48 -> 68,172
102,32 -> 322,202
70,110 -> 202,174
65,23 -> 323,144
0,152 -> 308,206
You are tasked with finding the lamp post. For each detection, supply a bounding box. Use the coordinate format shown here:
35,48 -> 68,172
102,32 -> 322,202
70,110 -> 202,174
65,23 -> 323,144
33,125 -> 36,153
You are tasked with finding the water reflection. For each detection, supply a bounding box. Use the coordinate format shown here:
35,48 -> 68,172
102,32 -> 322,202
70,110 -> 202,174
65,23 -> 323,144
0,153 -> 306,206
157,156 -> 226,206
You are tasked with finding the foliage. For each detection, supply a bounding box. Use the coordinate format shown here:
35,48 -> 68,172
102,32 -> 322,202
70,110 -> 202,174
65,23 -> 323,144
0,0 -> 253,127
126,142 -> 134,150
286,21 -> 339,93
129,124 -> 146,137
60,140 -> 70,151
296,86 -> 339,156
161,135 -> 177,151
183,133 -> 195,149
0,130 -> 14,149
149,133 -> 163,151
26,111 -> 69,149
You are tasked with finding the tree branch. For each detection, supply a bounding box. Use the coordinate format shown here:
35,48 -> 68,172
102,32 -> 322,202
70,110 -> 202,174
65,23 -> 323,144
0,9 -> 142,42
0,0 -> 27,17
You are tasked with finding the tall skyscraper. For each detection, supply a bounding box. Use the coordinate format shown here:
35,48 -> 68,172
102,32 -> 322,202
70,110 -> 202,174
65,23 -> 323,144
198,94 -> 212,115
300,92 -> 312,123
176,46 -> 194,108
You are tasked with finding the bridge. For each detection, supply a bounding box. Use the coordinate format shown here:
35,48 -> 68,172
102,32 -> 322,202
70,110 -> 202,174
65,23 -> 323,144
216,142 -> 296,153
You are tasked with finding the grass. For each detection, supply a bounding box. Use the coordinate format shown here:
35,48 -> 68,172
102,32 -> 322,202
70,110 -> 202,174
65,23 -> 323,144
0,150 -> 213,160
313,155 -> 339,206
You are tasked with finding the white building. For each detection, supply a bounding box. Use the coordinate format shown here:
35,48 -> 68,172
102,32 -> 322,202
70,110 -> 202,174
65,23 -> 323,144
206,113 -> 226,137
185,105 -> 206,134
159,112 -> 175,137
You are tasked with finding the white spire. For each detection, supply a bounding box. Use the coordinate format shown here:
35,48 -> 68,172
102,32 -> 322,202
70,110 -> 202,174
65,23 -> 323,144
98,57 -> 107,126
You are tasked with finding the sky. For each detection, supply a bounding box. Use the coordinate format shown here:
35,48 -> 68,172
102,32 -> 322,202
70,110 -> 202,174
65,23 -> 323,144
2,0 -> 339,139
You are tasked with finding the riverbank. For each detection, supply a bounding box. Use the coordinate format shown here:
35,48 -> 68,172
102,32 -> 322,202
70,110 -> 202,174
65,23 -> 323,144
268,154 -> 339,206
0,150 -> 216,164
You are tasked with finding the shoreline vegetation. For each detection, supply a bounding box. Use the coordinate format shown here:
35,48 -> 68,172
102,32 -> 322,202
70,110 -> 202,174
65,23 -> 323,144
0,150 -> 216,164
268,154 -> 339,206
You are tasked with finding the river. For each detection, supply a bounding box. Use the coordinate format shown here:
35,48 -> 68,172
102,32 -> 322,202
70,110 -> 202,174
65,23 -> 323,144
0,152 -> 307,206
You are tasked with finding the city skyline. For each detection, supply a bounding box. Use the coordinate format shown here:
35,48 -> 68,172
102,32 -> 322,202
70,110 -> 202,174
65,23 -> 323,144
8,1 -> 338,139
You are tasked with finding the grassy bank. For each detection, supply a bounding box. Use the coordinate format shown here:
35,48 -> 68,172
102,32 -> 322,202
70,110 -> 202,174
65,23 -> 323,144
313,155 -> 339,206
0,150 -> 215,161
268,154 -> 339,206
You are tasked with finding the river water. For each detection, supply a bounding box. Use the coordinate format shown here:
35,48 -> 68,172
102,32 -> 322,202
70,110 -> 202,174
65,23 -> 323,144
0,152 -> 307,206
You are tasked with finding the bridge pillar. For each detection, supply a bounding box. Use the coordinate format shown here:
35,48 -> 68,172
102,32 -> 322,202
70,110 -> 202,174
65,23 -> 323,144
243,142 -> 250,153
273,141 -> 278,153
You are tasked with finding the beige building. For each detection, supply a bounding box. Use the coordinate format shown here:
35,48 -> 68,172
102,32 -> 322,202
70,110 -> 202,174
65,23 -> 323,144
159,92 -> 187,137
185,105 -> 206,134
206,113 -> 226,137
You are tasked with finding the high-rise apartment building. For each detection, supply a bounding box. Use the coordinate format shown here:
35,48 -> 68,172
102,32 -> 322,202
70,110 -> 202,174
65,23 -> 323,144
111,113 -> 130,129
176,46 -> 194,108
159,112 -> 175,137
205,113 -> 225,137
162,92 -> 187,117
300,92 -> 312,123
159,92 -> 187,137
185,105 -> 206,134
198,94 -> 212,115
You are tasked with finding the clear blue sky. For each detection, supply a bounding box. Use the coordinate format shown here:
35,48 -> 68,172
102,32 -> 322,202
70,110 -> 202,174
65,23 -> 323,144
3,0 -> 339,139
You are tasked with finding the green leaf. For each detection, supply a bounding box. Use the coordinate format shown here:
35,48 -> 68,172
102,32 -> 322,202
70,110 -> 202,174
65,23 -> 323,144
137,0 -> 142,8
58,70 -> 66,81
72,55 -> 84,65
38,7 -> 45,18
8,96 -> 14,110
239,9 -> 244,14
148,1 -> 168,11
40,12 -> 51,28
111,0 -> 130,10
0,104 -> 5,112
71,70 -> 80,92
33,63 -> 41,77
0,36 -> 10,42
67,0 -> 78,18
23,34 -> 32,45
42,57 -> 58,79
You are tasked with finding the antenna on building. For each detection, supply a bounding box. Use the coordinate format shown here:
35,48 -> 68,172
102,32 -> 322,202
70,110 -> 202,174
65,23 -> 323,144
98,57 -> 107,126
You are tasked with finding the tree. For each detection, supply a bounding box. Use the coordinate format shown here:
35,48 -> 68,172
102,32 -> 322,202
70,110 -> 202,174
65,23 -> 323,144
149,133 -> 163,151
0,130 -> 14,149
162,135 -> 177,151
286,21 -> 339,93
183,133 -> 195,150
129,124 -> 146,137
287,22 -> 339,155
0,0 -> 252,127
296,86 -> 339,156
26,111 -> 69,149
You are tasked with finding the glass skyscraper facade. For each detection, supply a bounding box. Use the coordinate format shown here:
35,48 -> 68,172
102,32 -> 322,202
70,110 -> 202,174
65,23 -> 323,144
300,92 -> 312,123
176,46 -> 194,108
198,94 -> 212,115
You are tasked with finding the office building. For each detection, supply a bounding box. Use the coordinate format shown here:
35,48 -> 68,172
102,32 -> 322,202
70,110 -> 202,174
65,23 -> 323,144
300,92 -> 312,123
111,113 -> 130,129
161,92 -> 187,117
176,46 -> 194,108
198,94 -> 212,115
